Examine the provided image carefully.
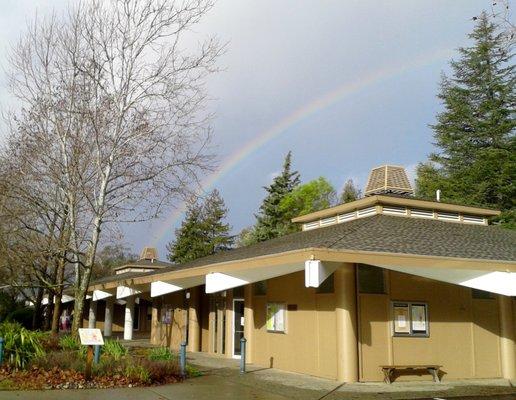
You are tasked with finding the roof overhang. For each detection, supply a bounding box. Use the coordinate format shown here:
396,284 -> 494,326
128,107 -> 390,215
89,247 -> 515,297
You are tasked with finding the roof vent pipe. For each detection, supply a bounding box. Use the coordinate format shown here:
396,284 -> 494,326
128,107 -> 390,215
436,189 -> 441,202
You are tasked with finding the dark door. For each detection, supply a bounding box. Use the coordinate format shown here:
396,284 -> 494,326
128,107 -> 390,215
233,299 -> 245,356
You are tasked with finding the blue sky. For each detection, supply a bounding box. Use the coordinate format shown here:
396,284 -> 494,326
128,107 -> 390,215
0,0 -> 498,258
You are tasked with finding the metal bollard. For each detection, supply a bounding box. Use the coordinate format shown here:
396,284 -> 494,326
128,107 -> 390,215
240,337 -> 247,374
0,338 -> 4,364
179,341 -> 187,377
94,345 -> 101,364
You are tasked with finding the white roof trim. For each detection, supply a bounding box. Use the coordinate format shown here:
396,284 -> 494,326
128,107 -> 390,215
378,264 -> 515,296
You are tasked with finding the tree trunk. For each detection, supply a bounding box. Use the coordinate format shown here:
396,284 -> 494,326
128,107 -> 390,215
32,287 -> 44,330
51,246 -> 67,335
42,291 -> 53,331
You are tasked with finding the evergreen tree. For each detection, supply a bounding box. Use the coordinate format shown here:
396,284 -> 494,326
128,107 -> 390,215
416,13 -> 515,225
339,179 -> 362,203
167,190 -> 233,263
202,189 -> 234,253
250,151 -> 300,243
167,199 -> 206,264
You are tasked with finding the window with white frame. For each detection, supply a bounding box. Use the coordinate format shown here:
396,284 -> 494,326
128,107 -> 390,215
266,303 -> 286,333
392,302 -> 429,337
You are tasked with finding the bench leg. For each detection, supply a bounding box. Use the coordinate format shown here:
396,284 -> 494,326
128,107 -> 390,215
383,368 -> 392,384
428,368 -> 440,383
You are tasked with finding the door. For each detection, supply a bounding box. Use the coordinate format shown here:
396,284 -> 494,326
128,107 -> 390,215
233,299 -> 245,357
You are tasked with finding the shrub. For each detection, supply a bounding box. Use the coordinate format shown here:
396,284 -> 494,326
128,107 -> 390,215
5,307 -> 34,329
148,347 -> 175,361
102,339 -> 128,360
59,334 -> 80,351
186,364 -> 202,377
0,321 -> 45,368
125,364 -> 151,383
31,350 -> 85,372
39,332 -> 61,352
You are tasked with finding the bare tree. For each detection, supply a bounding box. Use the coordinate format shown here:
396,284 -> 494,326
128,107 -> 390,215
6,0 -> 219,334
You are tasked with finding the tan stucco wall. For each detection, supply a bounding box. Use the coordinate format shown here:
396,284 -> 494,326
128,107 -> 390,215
150,291 -> 187,349
250,271 -> 339,379
358,271 -> 502,381
513,298 -> 516,363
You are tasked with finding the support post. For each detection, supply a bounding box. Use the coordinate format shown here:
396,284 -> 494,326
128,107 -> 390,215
335,263 -> 359,382
499,295 -> 516,380
88,301 -> 97,329
104,298 -> 114,337
150,298 -> 161,345
0,337 -> 4,364
187,287 -> 201,352
124,296 -> 135,340
94,345 -> 101,364
243,284 -> 254,363
85,345 -> 93,381
179,341 -> 187,377
240,337 -> 247,374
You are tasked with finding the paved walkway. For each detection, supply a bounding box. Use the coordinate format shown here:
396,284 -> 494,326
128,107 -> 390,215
1,352 -> 515,399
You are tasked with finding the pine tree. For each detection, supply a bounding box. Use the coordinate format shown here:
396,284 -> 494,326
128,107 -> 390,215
416,13 -> 515,224
251,151 -> 300,243
167,190 -> 233,264
202,189 -> 233,253
339,179 -> 362,203
167,199 -> 206,264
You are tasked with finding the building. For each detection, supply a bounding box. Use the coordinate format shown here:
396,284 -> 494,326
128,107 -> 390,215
82,166 -> 516,383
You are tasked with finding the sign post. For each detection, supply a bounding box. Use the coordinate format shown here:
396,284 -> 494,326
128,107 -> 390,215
78,328 -> 104,381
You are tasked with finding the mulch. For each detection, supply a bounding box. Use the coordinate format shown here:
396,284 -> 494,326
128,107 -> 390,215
0,366 -> 180,390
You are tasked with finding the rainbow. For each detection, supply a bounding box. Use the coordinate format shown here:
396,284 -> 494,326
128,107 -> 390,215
151,47 -> 452,247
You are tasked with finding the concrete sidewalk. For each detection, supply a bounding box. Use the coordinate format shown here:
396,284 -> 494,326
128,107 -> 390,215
1,352 -> 515,399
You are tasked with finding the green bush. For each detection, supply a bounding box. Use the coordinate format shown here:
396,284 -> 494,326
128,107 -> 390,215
125,364 -> 151,383
5,307 -> 35,329
148,346 -> 175,361
102,339 -> 128,360
0,321 -> 45,368
186,364 -> 202,377
59,334 -> 80,351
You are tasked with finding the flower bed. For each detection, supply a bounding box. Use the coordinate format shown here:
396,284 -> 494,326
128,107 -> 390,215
0,322 -> 197,390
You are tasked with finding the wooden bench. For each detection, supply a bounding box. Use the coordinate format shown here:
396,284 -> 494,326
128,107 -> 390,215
380,365 -> 442,384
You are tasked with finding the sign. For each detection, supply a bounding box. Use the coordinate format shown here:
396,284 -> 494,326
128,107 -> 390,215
78,328 -> 105,346
162,308 -> 172,324
266,303 -> 286,332
411,304 -> 427,332
393,305 -> 410,334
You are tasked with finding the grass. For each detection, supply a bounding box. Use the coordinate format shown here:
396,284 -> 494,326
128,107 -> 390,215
102,339 -> 128,360
147,347 -> 175,361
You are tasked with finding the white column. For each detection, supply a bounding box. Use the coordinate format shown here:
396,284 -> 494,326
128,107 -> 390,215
124,296 -> 135,340
88,301 -> 97,329
104,298 -> 114,337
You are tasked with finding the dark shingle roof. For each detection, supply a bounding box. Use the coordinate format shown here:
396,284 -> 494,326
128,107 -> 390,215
91,215 -> 516,287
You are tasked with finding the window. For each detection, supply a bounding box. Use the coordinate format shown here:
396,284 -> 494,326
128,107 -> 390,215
253,281 -> 267,296
316,274 -> 334,294
472,288 -> 495,299
358,264 -> 386,294
266,303 -> 286,333
392,302 -> 429,337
